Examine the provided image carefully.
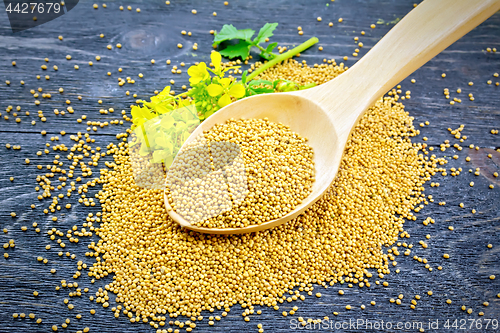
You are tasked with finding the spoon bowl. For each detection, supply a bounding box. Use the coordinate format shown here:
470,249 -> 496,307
165,92 -> 342,234
166,0 -> 500,234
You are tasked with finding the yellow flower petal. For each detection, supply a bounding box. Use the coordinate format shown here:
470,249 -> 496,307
229,84 -> 245,98
206,84 -> 224,97
159,113 -> 175,129
131,105 -> 154,121
211,52 -> 222,73
188,62 -> 209,84
217,93 -> 232,107
219,77 -> 231,88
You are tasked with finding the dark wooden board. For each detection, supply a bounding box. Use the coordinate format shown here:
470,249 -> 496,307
0,0 -> 499,332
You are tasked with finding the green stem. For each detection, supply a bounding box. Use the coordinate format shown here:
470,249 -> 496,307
254,43 -> 268,54
246,37 -> 319,81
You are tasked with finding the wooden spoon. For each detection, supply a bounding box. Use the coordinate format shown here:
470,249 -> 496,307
165,0 -> 500,234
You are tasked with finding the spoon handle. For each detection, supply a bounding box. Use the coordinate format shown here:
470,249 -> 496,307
310,0 -> 500,132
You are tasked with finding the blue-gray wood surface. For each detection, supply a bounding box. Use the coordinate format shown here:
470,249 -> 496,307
1,0 -> 500,332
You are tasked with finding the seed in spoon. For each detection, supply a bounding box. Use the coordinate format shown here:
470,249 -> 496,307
165,118 -> 315,228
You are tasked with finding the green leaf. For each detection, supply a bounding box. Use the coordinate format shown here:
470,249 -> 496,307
253,23 -> 278,45
260,52 -> 273,61
206,84 -> 224,97
219,40 -> 251,59
266,42 -> 278,52
213,24 -> 255,44
241,70 -> 248,84
213,24 -> 240,43
236,28 -> 255,41
248,86 -> 274,95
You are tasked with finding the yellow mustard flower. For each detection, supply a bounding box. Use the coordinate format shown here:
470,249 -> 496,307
218,83 -> 245,107
187,62 -> 209,84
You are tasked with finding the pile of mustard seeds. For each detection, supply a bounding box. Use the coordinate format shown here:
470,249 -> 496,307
86,61 -> 446,329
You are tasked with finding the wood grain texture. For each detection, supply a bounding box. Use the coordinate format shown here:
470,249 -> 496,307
0,0 -> 499,332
